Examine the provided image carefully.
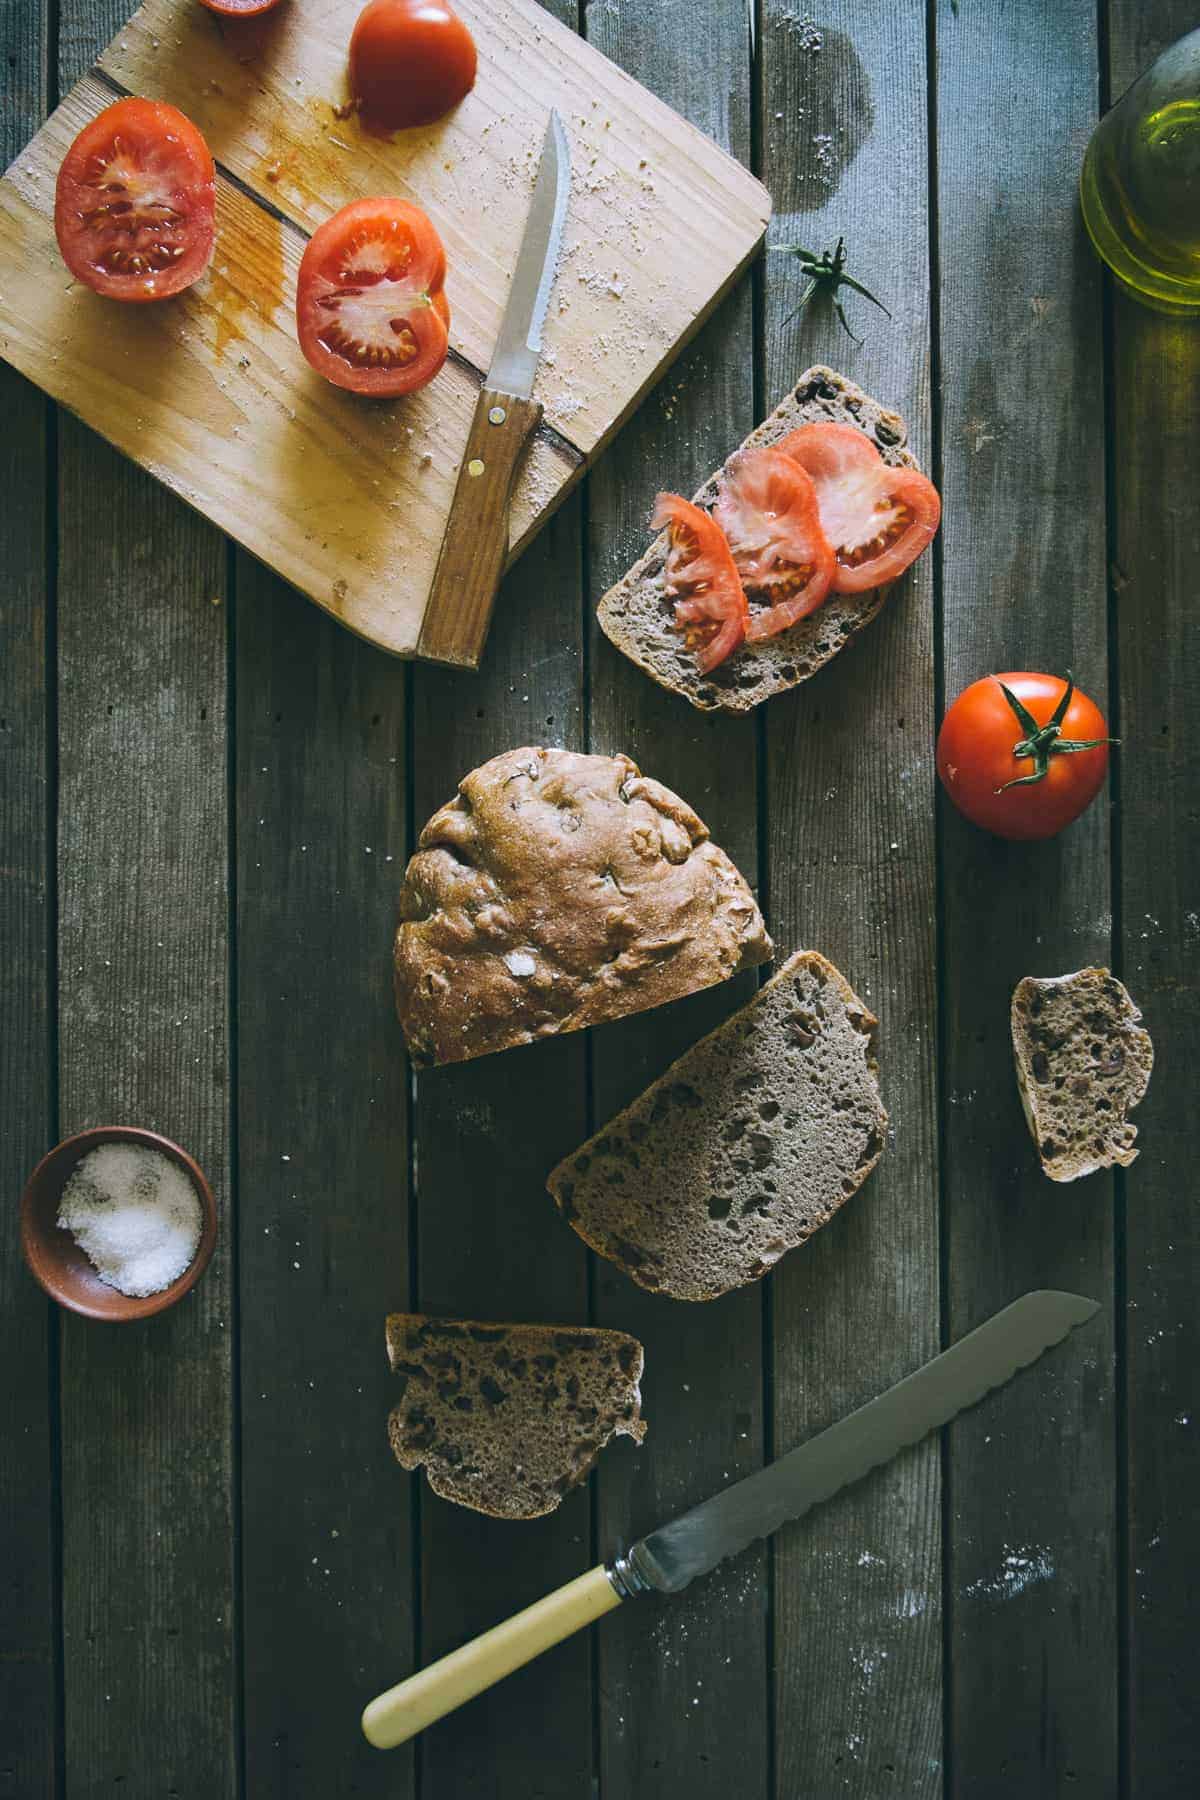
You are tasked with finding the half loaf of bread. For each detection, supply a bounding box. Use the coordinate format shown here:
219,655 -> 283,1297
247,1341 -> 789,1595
386,1315 -> 646,1520
597,366 -> 922,714
546,950 -> 887,1301
394,745 -> 771,1066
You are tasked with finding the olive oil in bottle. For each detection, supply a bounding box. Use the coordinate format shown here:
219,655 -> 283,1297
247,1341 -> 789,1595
1080,26 -> 1200,315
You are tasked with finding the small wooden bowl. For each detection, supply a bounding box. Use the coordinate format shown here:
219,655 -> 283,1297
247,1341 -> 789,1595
20,1126 -> 217,1322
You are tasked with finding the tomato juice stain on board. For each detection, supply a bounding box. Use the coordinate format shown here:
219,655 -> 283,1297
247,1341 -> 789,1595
211,208 -> 285,359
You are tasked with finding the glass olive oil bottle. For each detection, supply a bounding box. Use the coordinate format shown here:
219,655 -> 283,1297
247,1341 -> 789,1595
1080,26 -> 1200,315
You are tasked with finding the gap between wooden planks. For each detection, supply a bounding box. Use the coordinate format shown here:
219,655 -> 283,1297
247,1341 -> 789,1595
0,0 -> 770,662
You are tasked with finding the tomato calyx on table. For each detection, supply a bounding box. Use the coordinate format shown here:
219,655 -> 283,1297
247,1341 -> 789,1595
654,491 -> 749,675
776,421 -> 941,594
53,97 -> 215,302
349,0 -> 478,134
712,447 -> 835,639
295,197 -> 450,396
936,671 -> 1116,842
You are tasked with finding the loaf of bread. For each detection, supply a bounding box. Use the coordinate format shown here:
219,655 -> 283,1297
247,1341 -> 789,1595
1011,968 -> 1153,1181
385,1315 -> 646,1519
597,367 -> 921,714
546,950 -> 887,1301
394,745 -> 772,1067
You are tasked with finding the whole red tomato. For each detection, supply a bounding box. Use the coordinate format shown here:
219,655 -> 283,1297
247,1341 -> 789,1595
349,0 -> 477,133
936,672 -> 1114,841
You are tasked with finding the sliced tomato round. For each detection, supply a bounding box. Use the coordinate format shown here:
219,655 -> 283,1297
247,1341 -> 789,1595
198,0 -> 282,15
296,198 -> 450,397
54,98 -> 215,302
712,446 -> 835,640
776,421 -> 941,594
349,0 -> 478,134
652,492 -> 748,674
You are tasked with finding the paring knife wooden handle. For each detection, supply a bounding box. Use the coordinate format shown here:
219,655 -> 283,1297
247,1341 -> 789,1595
416,387 -> 544,670
361,1563 -> 620,1749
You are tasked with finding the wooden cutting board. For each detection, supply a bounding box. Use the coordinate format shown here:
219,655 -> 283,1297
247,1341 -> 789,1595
0,0 -> 770,662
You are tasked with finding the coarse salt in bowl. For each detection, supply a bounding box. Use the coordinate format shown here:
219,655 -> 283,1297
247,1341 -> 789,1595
20,1127 -> 217,1322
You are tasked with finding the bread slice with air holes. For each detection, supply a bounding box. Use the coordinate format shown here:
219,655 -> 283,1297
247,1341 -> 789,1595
596,366 -> 922,714
1010,968 -> 1154,1182
385,1315 -> 646,1519
546,950 -> 887,1301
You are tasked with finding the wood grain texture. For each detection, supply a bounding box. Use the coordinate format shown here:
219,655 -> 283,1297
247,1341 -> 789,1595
409,484 -> 597,1799
759,6 -> 943,1795
0,0 -> 769,661
1105,7 -> 1200,1792
51,18 -> 234,1794
419,389 -> 545,668
935,3 -> 1117,1794
581,6 -> 769,1798
0,0 -> 56,1789
232,559 -> 415,1798
54,414 -> 236,1799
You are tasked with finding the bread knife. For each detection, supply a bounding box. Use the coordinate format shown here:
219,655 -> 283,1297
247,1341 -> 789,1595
416,109 -> 571,670
362,1288 -> 1098,1748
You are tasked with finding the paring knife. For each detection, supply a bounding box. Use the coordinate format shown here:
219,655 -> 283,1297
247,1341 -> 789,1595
416,109 -> 571,670
361,1288 -> 1098,1749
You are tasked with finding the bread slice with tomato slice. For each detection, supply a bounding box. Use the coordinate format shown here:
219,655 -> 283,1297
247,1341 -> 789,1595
597,366 -> 929,714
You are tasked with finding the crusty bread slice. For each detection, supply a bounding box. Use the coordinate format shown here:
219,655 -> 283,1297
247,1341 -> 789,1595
394,746 -> 771,1067
1011,969 -> 1154,1182
385,1315 -> 646,1520
597,367 -> 920,714
546,950 -> 887,1301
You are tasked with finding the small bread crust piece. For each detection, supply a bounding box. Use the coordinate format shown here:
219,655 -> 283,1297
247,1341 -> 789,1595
1011,968 -> 1154,1182
385,1315 -> 645,1520
394,745 -> 772,1066
597,366 -> 922,713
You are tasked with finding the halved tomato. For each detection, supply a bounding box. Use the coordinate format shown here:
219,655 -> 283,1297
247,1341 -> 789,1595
198,0 -> 282,15
712,446 -> 835,640
54,98 -> 215,302
653,492 -> 748,674
349,0 -> 478,134
776,421 -> 940,594
296,198 -> 450,396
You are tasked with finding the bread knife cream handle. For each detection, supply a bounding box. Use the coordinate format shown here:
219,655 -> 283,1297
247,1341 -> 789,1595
362,1564 -> 622,1749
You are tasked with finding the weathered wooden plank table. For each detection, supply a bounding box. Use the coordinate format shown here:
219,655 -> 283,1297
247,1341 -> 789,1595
2,2 -> 1196,1796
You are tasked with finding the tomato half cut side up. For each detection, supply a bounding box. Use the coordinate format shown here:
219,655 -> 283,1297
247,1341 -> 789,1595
776,421 -> 941,594
296,198 -> 450,397
653,492 -> 748,674
712,446 -> 835,639
198,0 -> 283,16
54,98 -> 215,302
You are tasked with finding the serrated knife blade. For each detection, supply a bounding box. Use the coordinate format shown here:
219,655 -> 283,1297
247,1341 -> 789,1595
613,1289 -> 1099,1596
487,108 -> 571,399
